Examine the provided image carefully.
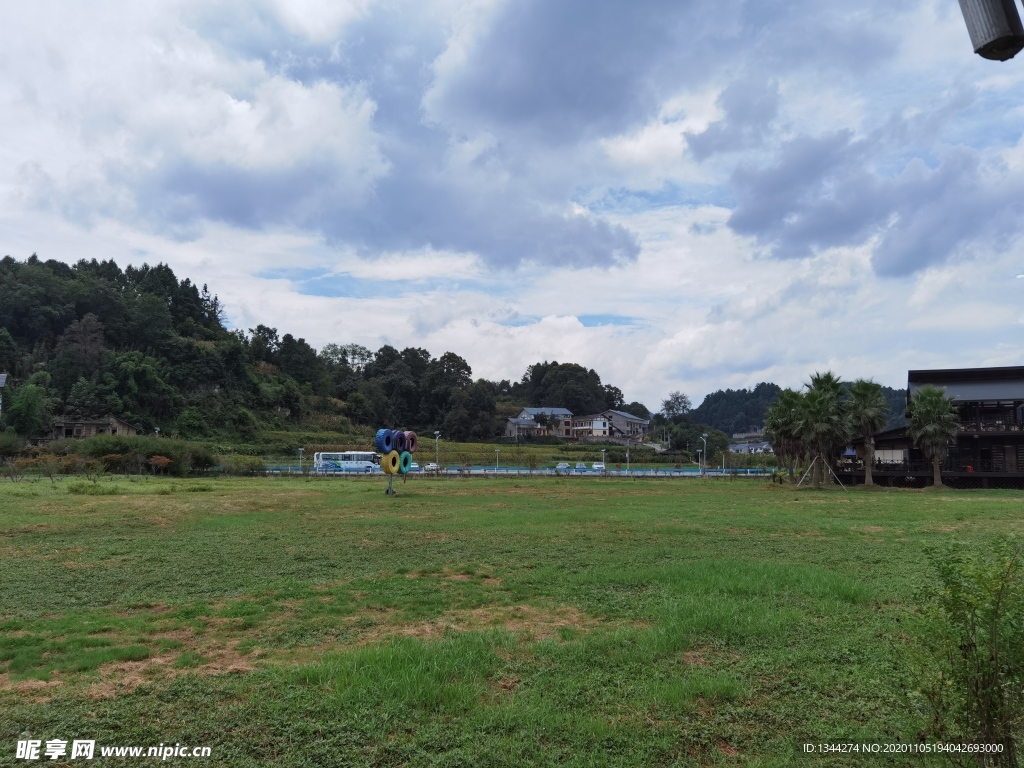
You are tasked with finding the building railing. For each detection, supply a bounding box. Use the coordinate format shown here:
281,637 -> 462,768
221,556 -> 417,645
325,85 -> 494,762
958,418 -> 1023,433
838,459 -> 1024,474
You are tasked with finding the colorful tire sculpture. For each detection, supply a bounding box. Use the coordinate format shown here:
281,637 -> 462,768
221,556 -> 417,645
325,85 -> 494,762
399,451 -> 413,475
376,427 -> 416,491
382,450 -> 400,475
392,429 -> 407,453
375,428 -> 394,453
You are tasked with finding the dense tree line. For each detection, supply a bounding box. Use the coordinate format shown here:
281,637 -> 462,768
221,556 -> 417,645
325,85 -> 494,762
0,256 -> 645,442
684,382 -> 907,437
689,383 -> 782,435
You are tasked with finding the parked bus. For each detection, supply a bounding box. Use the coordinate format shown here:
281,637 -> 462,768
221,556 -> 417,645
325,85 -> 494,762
313,451 -> 379,474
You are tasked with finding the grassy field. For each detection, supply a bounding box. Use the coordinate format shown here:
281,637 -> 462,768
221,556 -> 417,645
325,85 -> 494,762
1,475 -> 1021,766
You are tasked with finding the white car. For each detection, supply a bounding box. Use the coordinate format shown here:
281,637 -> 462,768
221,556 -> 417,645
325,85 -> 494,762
425,462 -> 440,471
555,462 -> 570,470
575,462 -> 587,470
592,462 -> 606,471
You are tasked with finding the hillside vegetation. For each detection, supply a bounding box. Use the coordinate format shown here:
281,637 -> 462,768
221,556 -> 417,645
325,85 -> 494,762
0,256 -> 646,443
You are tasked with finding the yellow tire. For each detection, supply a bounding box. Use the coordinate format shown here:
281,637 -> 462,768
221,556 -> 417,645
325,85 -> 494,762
382,450 -> 400,475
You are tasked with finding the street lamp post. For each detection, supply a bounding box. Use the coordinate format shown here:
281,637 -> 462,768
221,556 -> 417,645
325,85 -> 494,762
601,448 -> 606,474
434,431 -> 440,470
700,433 -> 708,476
696,449 -> 703,473
495,449 -> 500,471
298,447 -> 304,475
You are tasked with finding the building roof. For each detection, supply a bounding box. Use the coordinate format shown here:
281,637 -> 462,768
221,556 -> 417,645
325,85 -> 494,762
603,409 -> 650,424
0,373 -> 7,388
521,407 -> 573,417
728,441 -> 772,453
53,414 -> 140,430
909,366 -> 1024,402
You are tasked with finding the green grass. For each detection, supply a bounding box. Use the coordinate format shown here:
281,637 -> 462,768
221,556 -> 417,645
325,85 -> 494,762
1,476 -> 1022,765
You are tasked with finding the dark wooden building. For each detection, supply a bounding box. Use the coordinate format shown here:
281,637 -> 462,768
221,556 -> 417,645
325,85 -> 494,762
841,366 -> 1024,488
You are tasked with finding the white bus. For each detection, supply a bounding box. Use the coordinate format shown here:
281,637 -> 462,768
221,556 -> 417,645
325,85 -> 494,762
313,451 -> 379,474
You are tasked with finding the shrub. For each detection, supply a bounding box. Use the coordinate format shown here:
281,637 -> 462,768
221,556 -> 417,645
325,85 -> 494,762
910,537 -> 1024,764
222,455 -> 266,476
0,428 -> 22,458
149,455 -> 173,474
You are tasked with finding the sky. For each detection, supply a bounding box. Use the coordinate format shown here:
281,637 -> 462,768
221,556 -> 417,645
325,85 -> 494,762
2,0 -> 1024,409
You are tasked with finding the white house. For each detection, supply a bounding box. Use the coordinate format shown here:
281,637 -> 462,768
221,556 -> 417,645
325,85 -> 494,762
571,414 -> 610,438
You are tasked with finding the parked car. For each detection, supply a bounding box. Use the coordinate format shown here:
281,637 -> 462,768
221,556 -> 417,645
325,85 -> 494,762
425,462 -> 439,471
409,462 -> 420,472
555,462 -> 570,470
592,462 -> 606,471
575,462 -> 587,470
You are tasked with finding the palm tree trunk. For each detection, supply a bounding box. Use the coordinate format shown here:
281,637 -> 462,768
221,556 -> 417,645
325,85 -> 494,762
933,456 -> 943,487
864,436 -> 874,486
812,453 -> 821,489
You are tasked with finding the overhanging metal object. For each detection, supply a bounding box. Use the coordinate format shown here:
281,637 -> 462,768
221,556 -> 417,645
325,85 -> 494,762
959,0 -> 1024,60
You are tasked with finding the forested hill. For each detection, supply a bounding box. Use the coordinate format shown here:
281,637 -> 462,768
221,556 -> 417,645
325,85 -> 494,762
0,256 -> 647,441
690,382 -> 908,436
880,386 -> 909,430
689,383 -> 782,435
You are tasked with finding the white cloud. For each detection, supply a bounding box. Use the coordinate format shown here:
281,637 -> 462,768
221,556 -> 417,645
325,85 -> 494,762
267,0 -> 374,42
3,0 -> 1024,413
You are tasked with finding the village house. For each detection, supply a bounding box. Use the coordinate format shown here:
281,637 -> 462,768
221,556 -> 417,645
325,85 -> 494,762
50,415 -> 139,441
571,414 -> 610,439
513,407 -> 573,437
601,409 -> 650,440
504,416 -> 541,438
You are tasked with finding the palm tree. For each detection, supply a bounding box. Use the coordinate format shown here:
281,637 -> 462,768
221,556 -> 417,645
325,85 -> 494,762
797,386 -> 851,488
808,370 -> 844,399
799,371 -> 850,488
848,379 -> 890,486
764,389 -> 804,482
907,385 -> 959,488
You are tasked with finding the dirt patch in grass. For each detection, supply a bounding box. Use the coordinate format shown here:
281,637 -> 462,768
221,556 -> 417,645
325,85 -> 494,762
86,640 -> 256,700
681,650 -> 710,667
360,604 -> 601,643
718,741 -> 740,756
0,673 -> 64,701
